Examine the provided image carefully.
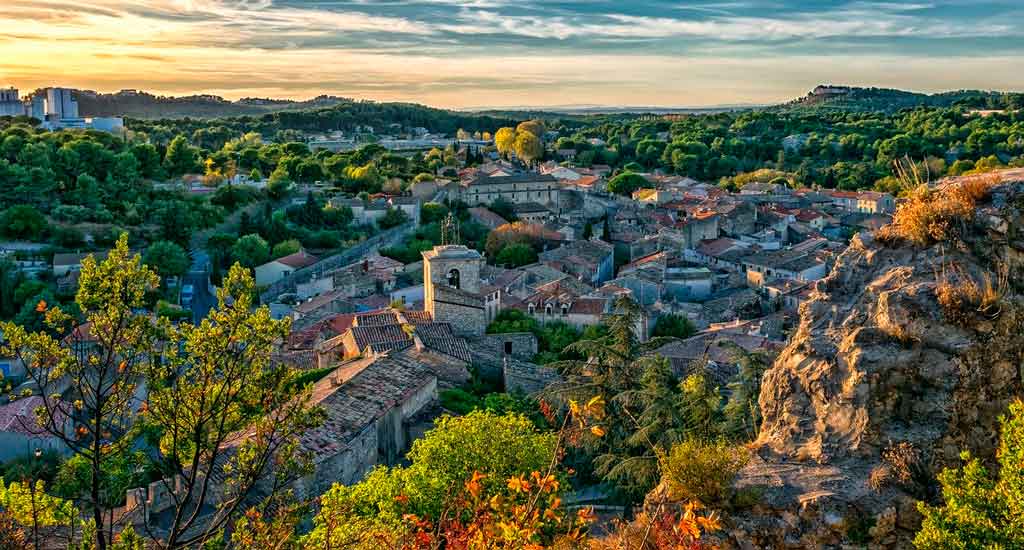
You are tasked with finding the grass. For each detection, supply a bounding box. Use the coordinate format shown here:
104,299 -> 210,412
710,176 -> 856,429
935,263 -> 1007,326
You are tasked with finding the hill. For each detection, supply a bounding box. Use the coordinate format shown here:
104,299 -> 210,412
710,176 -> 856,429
44,89 -> 352,119
776,85 -> 1024,114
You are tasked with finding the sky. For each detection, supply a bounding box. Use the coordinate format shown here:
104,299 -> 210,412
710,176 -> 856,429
1,0 -> 1023,109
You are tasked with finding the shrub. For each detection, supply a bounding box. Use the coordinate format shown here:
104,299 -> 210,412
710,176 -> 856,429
879,175 -> 999,246
914,401 -> 1024,549
661,439 -> 750,506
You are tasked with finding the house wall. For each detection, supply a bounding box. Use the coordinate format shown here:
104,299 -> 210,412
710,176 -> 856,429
390,284 -> 424,307
254,261 -> 292,287
431,297 -> 485,338
664,278 -> 712,301
296,276 -> 333,299
0,432 -> 67,462
469,332 -> 538,381
461,180 -> 560,207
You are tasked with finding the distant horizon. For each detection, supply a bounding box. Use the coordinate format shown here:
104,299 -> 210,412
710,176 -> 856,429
4,83 -> 1023,115
2,1 -> 1023,110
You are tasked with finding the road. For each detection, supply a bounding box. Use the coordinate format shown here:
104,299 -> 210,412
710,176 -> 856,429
185,249 -> 216,324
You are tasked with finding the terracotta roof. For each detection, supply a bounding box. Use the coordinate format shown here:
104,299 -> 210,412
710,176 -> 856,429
569,298 -> 608,316
275,250 -> 319,269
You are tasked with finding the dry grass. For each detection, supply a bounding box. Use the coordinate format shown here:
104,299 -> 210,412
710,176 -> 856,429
878,173 -> 1000,247
868,463 -> 893,493
935,263 -> 1007,325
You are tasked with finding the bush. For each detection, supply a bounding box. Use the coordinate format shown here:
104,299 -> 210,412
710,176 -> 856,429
662,439 -> 750,506
879,175 -> 999,246
440,388 -> 481,415
914,400 -> 1024,549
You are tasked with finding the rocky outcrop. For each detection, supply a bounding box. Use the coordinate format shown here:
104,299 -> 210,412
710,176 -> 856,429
725,171 -> 1024,549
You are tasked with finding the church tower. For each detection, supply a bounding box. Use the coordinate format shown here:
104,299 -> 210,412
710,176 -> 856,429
422,214 -> 486,337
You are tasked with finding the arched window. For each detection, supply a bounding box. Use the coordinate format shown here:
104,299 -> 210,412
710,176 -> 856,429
561,305 -> 568,316
447,268 -> 460,289
545,304 -> 552,316
528,304 -> 535,315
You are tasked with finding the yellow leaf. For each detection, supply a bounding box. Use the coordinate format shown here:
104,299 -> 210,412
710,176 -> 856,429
590,425 -> 606,437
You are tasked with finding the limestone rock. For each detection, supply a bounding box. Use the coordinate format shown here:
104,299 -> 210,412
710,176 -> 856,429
727,172 -> 1024,548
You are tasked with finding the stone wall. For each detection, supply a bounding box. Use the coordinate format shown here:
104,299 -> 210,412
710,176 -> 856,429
469,332 -> 538,381
504,360 -> 560,395
431,288 -> 486,338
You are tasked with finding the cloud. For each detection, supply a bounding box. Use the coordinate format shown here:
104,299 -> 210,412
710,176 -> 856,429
0,0 -> 1021,107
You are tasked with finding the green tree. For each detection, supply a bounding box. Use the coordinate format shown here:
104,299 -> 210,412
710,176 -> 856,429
1,235 -> 160,550
495,243 -> 537,267
266,165 -> 293,200
0,477 -> 77,549
0,206 -> 46,240
301,411 -> 557,543
915,400 -> 1024,549
377,207 -> 409,229
271,239 -> 302,259
142,240 -> 190,282
164,135 -> 199,177
143,264 -> 322,549
607,172 -> 647,196
652,313 -> 696,339
231,234 -> 270,268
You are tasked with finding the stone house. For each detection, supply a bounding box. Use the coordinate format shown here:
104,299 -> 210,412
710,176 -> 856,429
254,250 -> 319,287
538,238 -> 615,286
288,352 -> 439,499
460,173 -> 560,208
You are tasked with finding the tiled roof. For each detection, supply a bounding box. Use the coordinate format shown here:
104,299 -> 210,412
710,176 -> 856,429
351,324 -> 409,351
416,323 -> 472,363
354,311 -> 402,326
0,396 -> 52,435
299,354 -> 436,462
275,250 -> 319,269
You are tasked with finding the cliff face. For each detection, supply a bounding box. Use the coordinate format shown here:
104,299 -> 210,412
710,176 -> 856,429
727,171 -> 1024,549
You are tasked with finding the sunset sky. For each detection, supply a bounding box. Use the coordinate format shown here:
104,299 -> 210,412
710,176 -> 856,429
2,0 -> 1022,109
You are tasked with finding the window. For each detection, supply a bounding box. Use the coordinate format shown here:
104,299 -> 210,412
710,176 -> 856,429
561,305 -> 568,316
528,304 -> 535,315
504,341 -> 513,355
545,304 -> 552,316
447,268 -> 461,289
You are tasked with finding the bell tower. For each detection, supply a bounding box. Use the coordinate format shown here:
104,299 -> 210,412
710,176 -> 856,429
422,216 -> 485,336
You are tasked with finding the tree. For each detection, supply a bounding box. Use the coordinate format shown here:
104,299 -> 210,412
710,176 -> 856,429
302,411 -> 557,538
164,135 -> 199,177
0,206 -> 46,240
142,265 -> 322,548
271,239 -> 302,259
495,243 -> 537,268
489,196 -> 516,221
516,120 -> 546,138
582,221 -> 593,240
607,172 -> 647,196
231,234 -> 270,268
267,165 -> 293,200
1,235 -> 160,550
142,240 -> 190,282
513,131 -> 543,165
0,477 -> 77,549
494,127 -> 516,157
652,313 -> 696,339
377,207 -> 409,229
915,400 -> 1024,549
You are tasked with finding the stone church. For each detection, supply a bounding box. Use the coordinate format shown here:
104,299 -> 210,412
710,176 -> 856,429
422,243 -> 487,338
